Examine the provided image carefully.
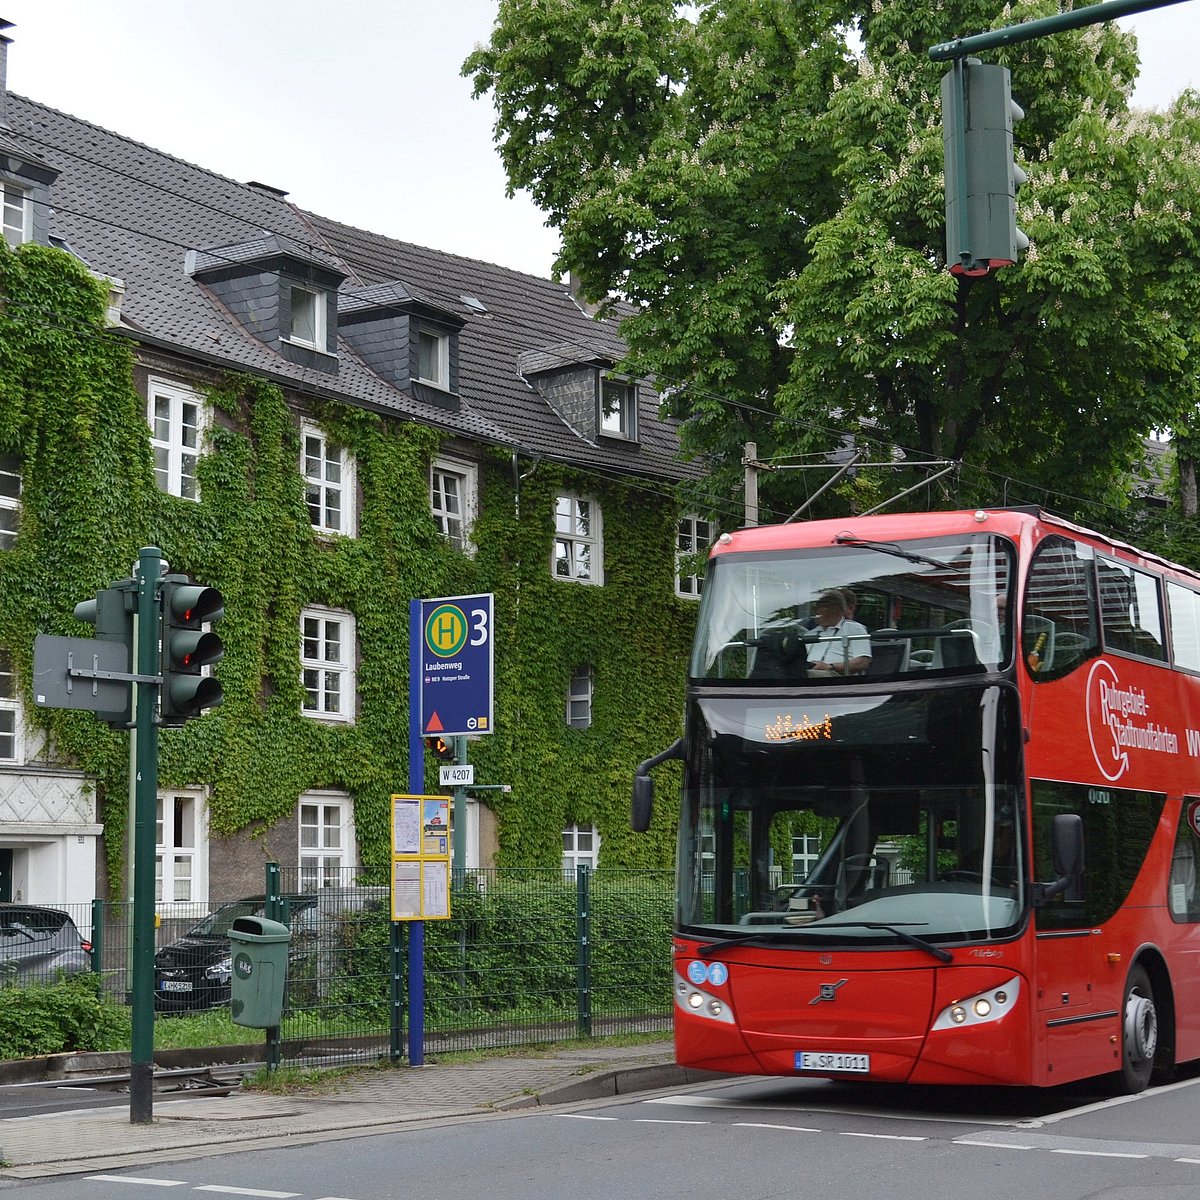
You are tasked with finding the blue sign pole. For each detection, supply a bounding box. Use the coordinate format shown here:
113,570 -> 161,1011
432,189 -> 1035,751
407,599 -> 425,1067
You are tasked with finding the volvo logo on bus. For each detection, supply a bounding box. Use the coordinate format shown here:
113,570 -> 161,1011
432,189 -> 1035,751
810,978 -> 848,1005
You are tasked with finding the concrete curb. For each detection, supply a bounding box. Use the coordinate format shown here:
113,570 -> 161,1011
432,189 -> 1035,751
497,1062 -> 725,1109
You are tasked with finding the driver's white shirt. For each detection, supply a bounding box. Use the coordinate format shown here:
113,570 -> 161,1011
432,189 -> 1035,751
811,619 -> 871,663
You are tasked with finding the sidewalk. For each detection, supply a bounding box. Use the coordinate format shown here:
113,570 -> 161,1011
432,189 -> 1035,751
0,1041 -> 714,1180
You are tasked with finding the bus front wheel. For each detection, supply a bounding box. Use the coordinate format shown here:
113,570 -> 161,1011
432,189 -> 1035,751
1119,964 -> 1158,1095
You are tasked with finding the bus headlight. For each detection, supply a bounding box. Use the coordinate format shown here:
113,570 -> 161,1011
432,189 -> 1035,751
674,970 -> 735,1024
932,976 -> 1021,1031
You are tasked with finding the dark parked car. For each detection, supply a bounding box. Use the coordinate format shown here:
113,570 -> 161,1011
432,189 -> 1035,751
154,894 -> 317,1013
0,904 -> 92,985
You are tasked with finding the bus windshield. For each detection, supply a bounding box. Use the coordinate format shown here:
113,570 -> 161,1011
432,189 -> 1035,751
691,533 -> 1014,681
678,684 -> 1026,948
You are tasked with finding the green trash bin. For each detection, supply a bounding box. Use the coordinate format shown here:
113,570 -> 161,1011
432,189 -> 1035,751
228,915 -> 290,1028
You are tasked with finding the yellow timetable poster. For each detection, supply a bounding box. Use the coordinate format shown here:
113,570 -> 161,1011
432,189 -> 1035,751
390,794 -> 451,921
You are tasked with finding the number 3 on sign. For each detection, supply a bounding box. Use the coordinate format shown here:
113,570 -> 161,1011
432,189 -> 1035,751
470,607 -> 489,646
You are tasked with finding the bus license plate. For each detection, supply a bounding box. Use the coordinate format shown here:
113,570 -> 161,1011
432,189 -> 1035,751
796,1051 -> 869,1073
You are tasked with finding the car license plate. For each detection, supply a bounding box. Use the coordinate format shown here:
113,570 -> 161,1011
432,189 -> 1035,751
160,980 -> 192,993
795,1051 -> 870,1073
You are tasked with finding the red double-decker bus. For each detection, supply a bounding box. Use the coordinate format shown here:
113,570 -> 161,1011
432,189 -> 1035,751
634,507 -> 1200,1092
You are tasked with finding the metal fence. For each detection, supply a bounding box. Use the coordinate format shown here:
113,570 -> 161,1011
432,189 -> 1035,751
16,866 -> 674,1066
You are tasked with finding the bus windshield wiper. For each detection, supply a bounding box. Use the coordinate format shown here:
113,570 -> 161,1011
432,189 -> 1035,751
833,534 -> 956,572
697,930 -> 810,955
813,921 -> 953,963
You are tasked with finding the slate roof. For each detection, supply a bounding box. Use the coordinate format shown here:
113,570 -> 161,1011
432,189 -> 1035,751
5,92 -> 699,485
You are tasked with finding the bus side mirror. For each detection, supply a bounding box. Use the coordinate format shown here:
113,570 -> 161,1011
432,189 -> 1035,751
1034,812 -> 1085,905
631,738 -> 684,833
632,775 -> 654,833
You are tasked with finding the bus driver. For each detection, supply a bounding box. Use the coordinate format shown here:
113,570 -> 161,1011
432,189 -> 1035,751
807,591 -> 871,677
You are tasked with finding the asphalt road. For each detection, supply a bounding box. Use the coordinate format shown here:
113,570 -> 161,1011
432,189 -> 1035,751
13,1067 -> 1200,1200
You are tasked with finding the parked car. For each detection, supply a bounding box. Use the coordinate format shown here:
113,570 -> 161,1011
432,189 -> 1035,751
153,894 -> 317,1013
0,904 -> 92,985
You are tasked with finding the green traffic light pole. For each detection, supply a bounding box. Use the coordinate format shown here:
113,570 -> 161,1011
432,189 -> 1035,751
129,546 -> 163,1124
929,0 -> 1190,62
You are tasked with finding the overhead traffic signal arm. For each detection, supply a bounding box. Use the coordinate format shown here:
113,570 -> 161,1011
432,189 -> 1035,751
941,58 -> 1028,276
160,574 -> 225,725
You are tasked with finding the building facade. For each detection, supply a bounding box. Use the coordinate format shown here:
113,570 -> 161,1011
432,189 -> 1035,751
0,27 -> 704,915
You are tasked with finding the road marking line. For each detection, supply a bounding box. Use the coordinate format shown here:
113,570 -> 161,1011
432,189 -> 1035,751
734,1122 -> 821,1132
632,1118 -> 711,1125
192,1189 -> 302,1198
1050,1149 -> 1147,1159
839,1132 -> 925,1141
1175,1159 -> 1200,1165
86,1178 -> 188,1188
642,1093 -> 1018,1126
1026,1073 -> 1200,1128
559,1114 -> 619,1121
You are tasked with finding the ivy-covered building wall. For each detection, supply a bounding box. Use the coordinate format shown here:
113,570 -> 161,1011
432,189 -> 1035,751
0,112 -> 698,905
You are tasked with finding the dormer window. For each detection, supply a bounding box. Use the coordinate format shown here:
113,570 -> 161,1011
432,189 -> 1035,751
2,181 -> 29,248
187,235 -> 344,374
288,284 -> 326,350
417,329 -> 449,388
599,376 -> 637,440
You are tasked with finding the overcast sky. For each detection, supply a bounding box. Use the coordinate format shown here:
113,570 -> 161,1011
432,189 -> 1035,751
2,1 -> 1197,280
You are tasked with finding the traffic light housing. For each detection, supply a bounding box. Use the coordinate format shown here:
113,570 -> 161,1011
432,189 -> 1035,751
160,574 -> 224,726
942,58 -> 1028,276
425,735 -> 453,762
74,583 -> 135,726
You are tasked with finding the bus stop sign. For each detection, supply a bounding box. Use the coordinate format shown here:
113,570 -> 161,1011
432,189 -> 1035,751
417,593 -> 494,737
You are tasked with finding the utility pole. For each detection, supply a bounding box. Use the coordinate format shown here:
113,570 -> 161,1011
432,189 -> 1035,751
743,442 -> 759,527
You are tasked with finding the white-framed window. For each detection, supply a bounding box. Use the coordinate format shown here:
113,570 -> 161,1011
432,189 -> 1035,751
553,493 -> 603,584
791,834 -> 820,884
302,423 -> 356,536
0,455 -> 20,550
148,379 -> 205,500
155,791 -> 207,906
416,328 -> 449,387
676,513 -> 713,598
599,376 -> 637,440
562,823 -> 600,876
299,793 -> 356,888
431,456 -> 477,553
288,284 -> 326,350
0,648 -> 21,764
566,665 -> 593,729
1,181 -> 30,248
301,607 -> 356,722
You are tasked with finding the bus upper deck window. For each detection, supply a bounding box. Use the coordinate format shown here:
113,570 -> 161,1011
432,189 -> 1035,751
1023,537 -> 1099,680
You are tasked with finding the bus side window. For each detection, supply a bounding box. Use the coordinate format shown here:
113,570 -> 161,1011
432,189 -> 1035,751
1169,806 -> 1200,923
1023,537 -> 1099,680
1099,557 -> 1166,662
1167,582 -> 1200,674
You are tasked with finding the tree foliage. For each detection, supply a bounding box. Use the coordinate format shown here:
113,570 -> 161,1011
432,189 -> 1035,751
466,0 -> 1200,527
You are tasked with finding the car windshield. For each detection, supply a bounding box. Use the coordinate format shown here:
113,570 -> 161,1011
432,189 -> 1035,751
186,901 -> 268,938
677,684 -> 1026,948
691,534 -> 1013,681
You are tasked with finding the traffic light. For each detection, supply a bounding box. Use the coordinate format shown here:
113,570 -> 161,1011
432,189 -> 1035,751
74,583 -> 135,725
941,58 -> 1028,276
159,573 -> 224,726
425,735 -> 454,762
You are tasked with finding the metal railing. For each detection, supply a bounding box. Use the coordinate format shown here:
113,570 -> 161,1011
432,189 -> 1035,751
16,866 -> 674,1066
